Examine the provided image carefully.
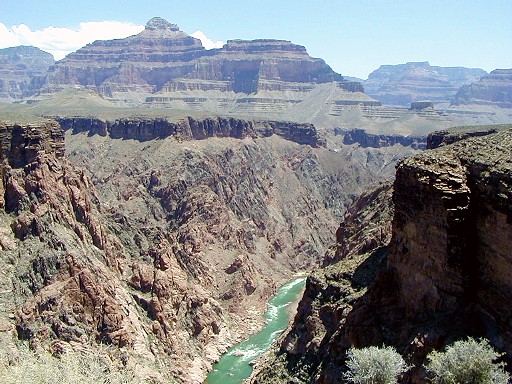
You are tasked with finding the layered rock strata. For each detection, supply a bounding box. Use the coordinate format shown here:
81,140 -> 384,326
27,17 -> 378,114
45,17 -> 345,96
55,116 -> 323,147
364,62 -> 487,106
426,123 -> 512,149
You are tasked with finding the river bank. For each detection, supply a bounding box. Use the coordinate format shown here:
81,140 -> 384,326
204,276 -> 307,384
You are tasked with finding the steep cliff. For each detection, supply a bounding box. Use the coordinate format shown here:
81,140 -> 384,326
253,128 -> 512,383
251,183 -> 394,383
45,17 -> 343,96
426,123 -> 512,149
55,116 -> 323,147
339,128 -> 426,149
26,17 -> 378,115
452,69 -> 512,108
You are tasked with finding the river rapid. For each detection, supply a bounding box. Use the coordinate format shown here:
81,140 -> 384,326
205,276 -> 307,384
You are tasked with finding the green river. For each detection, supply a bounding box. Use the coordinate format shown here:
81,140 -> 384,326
205,276 -> 307,384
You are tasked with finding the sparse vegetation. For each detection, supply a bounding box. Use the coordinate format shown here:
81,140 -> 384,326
0,346 -> 145,384
425,337 -> 510,384
343,346 -> 409,384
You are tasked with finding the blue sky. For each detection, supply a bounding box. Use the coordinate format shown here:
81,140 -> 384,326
1,0 -> 511,79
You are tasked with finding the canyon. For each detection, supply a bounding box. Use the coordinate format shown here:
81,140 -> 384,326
0,14 -> 511,384
0,113 -> 416,382
2,18 -> 511,133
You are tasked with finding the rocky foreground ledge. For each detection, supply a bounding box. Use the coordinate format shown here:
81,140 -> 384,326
252,127 -> 512,383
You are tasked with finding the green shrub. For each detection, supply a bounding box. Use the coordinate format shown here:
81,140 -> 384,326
343,345 -> 409,384
0,347 -> 144,384
426,337 -> 510,384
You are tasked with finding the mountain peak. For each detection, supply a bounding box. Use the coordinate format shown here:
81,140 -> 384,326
145,17 -> 180,32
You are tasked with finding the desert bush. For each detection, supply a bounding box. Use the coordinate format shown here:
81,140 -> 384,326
0,347 -> 144,384
343,345 -> 409,384
426,337 -> 510,384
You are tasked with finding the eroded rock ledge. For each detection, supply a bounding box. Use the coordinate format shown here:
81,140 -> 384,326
339,128 -> 426,149
54,116 -> 324,147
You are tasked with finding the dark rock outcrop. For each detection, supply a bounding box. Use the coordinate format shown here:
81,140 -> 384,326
409,100 -> 434,110
0,121 -> 65,168
364,62 -> 487,106
253,128 -> 512,383
0,46 -> 54,100
339,128 -> 426,149
452,69 -> 512,107
426,123 -> 512,149
55,116 -> 324,147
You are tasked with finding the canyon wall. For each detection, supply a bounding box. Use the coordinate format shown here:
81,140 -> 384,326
0,46 -> 54,100
452,69 -> 512,108
339,128 -> 426,149
364,62 -> 487,107
55,116 -> 323,147
253,128 -> 512,383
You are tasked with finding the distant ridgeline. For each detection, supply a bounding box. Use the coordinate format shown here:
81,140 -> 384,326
1,18 -> 511,117
0,17 -> 377,115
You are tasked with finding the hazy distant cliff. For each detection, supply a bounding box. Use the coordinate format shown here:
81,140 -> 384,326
452,69 -> 512,107
364,62 -> 487,106
0,46 -> 54,100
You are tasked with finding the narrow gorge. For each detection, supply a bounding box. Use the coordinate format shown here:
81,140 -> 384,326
0,113 -> 417,382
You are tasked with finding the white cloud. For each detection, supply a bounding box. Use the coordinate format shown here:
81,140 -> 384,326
191,30 -> 224,50
0,22 -> 224,59
0,21 -> 144,60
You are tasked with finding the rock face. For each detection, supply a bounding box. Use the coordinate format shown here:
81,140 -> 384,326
364,62 -> 487,106
46,17 -> 343,96
46,17 -> 344,95
55,116 -> 323,147
252,128 -> 512,383
426,123 -> 512,149
452,69 -> 512,107
339,128 -> 426,149
0,46 -> 54,100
